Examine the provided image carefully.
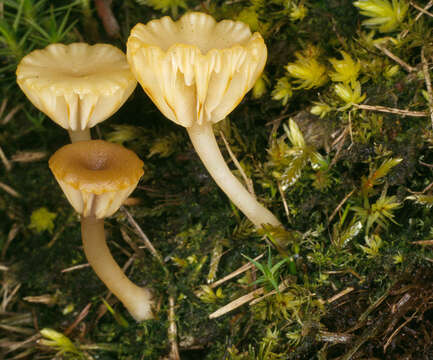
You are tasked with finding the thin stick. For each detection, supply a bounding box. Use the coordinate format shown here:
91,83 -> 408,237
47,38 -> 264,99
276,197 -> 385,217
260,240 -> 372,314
61,263 -> 91,273
383,309 -> 418,352
2,223 -> 19,260
355,104 -> 428,117
94,0 -> 120,38
168,296 -> 180,360
2,283 -> 21,311
421,46 -> 433,129
0,98 -> 8,119
23,294 -> 56,305
327,287 -> 354,304
0,145 -> 11,171
0,264 -> 8,271
331,126 -> 348,148
412,239 -> 433,245
7,334 -> 41,354
329,189 -> 355,223
120,227 -> 145,257
348,111 -> 353,146
0,182 -> 20,198
358,283 -> 394,322
11,151 -> 47,163
208,253 -> 264,289
374,44 -> 416,73
249,279 -> 291,306
419,161 -> 433,169
317,331 -> 354,344
410,1 -> 433,17
209,287 -> 264,319
219,130 -> 255,198
401,0 -> 433,38
122,206 -> 163,264
278,182 -> 290,221
2,104 -> 22,125
64,303 -> 92,336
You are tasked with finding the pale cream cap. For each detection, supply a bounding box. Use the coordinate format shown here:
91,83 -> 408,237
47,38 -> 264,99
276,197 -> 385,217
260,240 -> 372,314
127,12 -> 267,128
49,140 -> 143,218
17,43 -> 137,131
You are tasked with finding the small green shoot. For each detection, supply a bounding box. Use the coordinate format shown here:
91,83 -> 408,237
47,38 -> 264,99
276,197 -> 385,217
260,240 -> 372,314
101,298 -> 129,328
38,328 -> 82,358
242,247 -> 289,292
29,207 -> 57,234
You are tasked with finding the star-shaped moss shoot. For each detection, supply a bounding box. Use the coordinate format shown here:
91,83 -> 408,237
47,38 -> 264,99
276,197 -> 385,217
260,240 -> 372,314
49,140 -> 153,321
17,43 -> 137,142
127,12 -> 282,232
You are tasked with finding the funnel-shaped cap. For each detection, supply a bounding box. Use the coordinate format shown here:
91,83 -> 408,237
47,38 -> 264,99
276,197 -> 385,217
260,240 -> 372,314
49,140 -> 143,218
127,12 -> 267,128
17,43 -> 137,131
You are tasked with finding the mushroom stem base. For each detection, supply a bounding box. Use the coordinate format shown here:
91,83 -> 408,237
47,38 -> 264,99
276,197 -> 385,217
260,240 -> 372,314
187,122 -> 282,230
68,128 -> 91,143
81,216 -> 154,321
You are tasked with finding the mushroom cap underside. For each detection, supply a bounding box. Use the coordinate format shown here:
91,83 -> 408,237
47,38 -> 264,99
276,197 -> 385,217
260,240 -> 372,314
127,12 -> 267,127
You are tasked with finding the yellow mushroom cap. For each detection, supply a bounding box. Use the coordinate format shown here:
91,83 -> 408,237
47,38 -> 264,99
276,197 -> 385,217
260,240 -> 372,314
127,12 -> 267,128
49,140 -> 143,218
17,43 -> 137,131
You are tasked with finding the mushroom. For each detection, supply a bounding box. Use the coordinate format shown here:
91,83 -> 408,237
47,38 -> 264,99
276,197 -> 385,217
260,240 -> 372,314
17,43 -> 137,142
49,140 -> 154,321
127,12 -> 282,230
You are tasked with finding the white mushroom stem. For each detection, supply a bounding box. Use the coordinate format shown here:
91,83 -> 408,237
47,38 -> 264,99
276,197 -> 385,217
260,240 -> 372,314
81,215 -> 154,321
187,121 -> 282,229
68,128 -> 91,143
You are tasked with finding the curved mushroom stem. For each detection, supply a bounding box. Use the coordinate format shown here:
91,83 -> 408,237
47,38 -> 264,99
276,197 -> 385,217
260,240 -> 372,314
187,121 -> 282,230
68,128 -> 91,143
81,216 -> 154,321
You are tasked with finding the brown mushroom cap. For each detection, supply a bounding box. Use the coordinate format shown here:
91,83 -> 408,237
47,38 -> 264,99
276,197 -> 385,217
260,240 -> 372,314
49,140 -> 143,218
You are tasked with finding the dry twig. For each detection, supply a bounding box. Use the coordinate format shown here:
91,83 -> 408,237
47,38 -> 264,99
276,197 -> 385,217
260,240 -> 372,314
94,0 -> 120,38
219,130 -> 256,197
374,44 -> 416,73
412,239 -> 433,245
383,308 -> 419,352
401,0 -> 433,38
207,253 -> 264,289
249,279 -> 291,306
278,182 -> 290,221
327,287 -> 355,304
0,181 -> 20,198
11,151 -> 47,163
330,126 -> 349,168
0,145 -> 11,171
2,223 -> 19,260
2,283 -> 21,311
168,296 -> 180,360
64,303 -> 92,336
410,1 -> 433,17
122,206 -> 163,263
2,104 -> 22,125
421,46 -> 433,129
61,263 -> 91,273
328,189 -> 355,223
209,287 -> 264,319
355,104 -> 428,117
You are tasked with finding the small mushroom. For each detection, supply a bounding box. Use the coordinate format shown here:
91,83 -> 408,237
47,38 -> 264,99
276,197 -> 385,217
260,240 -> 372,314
17,43 -> 137,142
49,140 -> 154,321
127,12 -> 281,230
